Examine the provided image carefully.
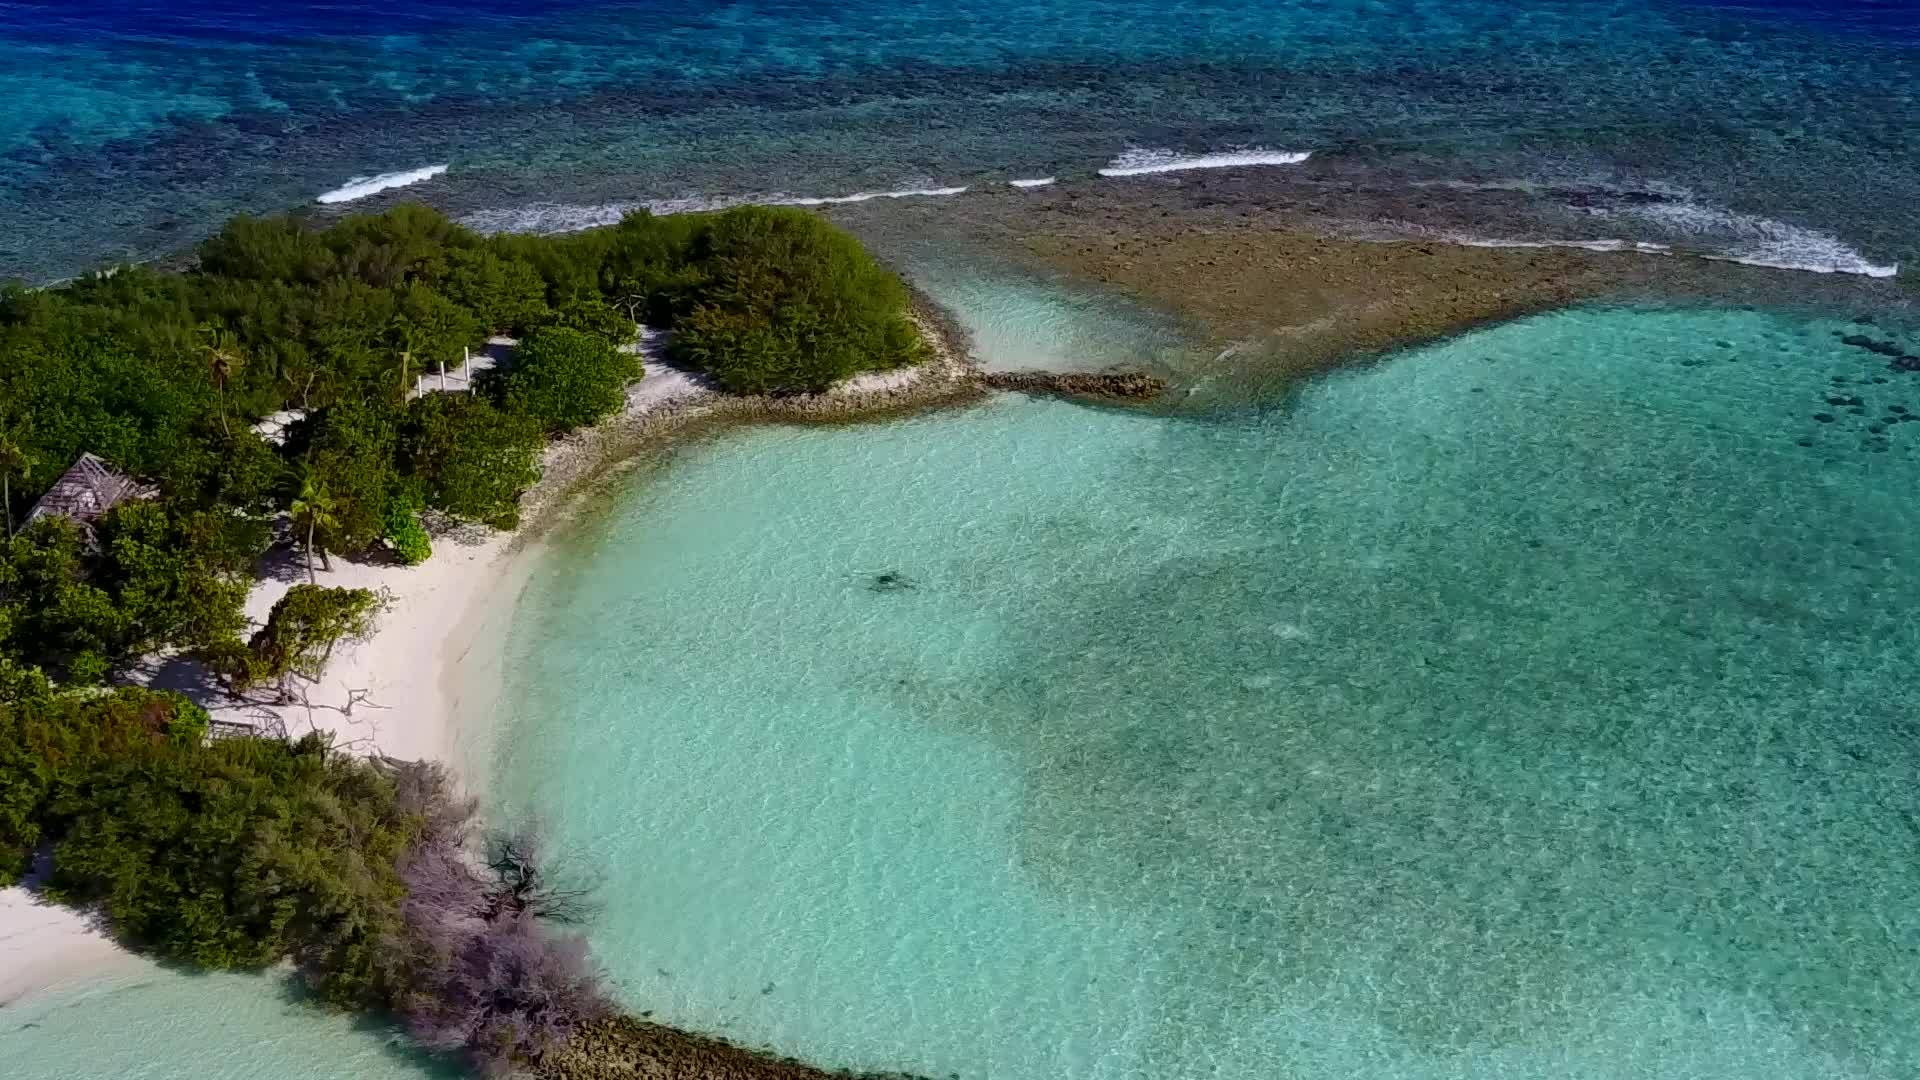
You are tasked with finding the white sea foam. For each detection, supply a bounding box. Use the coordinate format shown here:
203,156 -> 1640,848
460,185 -> 970,235
780,185 -> 969,206
1606,201 -> 1897,278
1098,147 -> 1312,177
314,164 -> 449,205
1455,236 -> 1672,254
457,202 -> 642,234
1406,176 -> 1898,278
1009,177 -> 1057,188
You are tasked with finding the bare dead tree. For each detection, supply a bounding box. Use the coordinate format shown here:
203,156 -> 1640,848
399,911 -> 608,1078
283,683 -> 393,753
389,760 -> 477,846
481,827 -> 599,925
386,776 -> 608,1075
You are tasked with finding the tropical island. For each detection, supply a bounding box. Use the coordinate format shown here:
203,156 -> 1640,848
5,182 -> 1919,1080
0,203 -> 1010,1078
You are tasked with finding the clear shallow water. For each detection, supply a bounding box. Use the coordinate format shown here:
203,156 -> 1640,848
3,0 -> 1916,279
1,966 -> 447,1079
892,249 -> 1196,375
493,305 -> 1920,1079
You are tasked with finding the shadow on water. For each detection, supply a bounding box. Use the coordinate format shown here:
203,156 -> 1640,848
274,978 -> 464,1078
874,307 -> 1920,1070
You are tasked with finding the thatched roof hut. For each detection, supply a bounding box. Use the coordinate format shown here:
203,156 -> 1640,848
24,453 -> 155,531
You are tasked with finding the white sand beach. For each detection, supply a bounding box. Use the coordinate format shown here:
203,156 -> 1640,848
0,325 -> 972,1009
0,883 -> 142,1007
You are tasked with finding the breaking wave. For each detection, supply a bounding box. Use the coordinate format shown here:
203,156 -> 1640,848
455,165 -> 1896,281
1097,147 -> 1312,177
458,202 -> 648,234
1409,176 -> 1898,278
1454,237 -> 1673,254
1604,201 -> 1898,278
314,164 -> 449,205
459,184 -> 970,235
781,185 -> 969,206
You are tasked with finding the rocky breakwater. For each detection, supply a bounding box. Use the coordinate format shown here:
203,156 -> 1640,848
538,1017 -> 931,1080
978,369 -> 1167,401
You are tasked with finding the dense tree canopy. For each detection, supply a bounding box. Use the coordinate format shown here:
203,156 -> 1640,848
0,680 -> 417,1003
499,328 -> 641,435
1,680 -> 606,1058
0,202 -> 920,692
400,393 -> 543,529
667,206 -> 926,393
0,199 -> 928,1076
0,505 -> 266,684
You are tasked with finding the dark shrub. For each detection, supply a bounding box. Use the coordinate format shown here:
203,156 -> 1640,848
667,206 -> 924,394
499,328 -> 641,434
400,393 -> 543,529
536,297 -> 637,347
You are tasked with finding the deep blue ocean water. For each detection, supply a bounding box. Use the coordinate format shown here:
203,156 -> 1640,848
1,0 -> 1915,280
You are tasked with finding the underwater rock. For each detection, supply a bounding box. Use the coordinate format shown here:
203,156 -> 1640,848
1842,334 -> 1908,359
866,571 -> 917,593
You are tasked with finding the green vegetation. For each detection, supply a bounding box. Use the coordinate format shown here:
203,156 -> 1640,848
536,296 -> 640,347
208,584 -> 388,700
2,679 -> 607,1068
669,206 -> 926,393
34,719 -> 413,1000
399,393 -> 541,530
0,202 -> 919,695
1,684 -> 218,887
0,202 -> 924,1072
499,327 -> 642,434
384,498 -> 433,565
0,505 -> 267,684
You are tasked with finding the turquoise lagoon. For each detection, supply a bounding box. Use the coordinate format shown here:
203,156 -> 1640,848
883,246 -> 1195,375
8,304 -> 1920,1079
491,306 -> 1920,1079
1,966 -> 449,1079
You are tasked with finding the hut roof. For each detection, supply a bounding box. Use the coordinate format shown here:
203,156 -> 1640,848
24,453 -> 156,529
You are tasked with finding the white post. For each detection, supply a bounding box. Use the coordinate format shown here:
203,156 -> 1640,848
439,359 -> 447,391
463,346 -> 470,383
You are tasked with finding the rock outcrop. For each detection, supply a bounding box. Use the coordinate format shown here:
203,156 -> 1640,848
539,1017 -> 931,1080
978,369 -> 1167,400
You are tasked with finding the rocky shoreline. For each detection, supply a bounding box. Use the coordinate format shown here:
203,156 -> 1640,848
511,284 -> 1190,547
512,297 -> 989,534
539,1018 -> 932,1080
979,369 -> 1166,401
823,176 -> 1915,405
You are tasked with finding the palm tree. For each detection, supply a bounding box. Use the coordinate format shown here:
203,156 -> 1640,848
201,324 -> 247,437
289,474 -> 338,584
0,432 -> 32,539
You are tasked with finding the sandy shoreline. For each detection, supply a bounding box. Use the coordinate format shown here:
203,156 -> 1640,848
0,318 -> 978,1013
